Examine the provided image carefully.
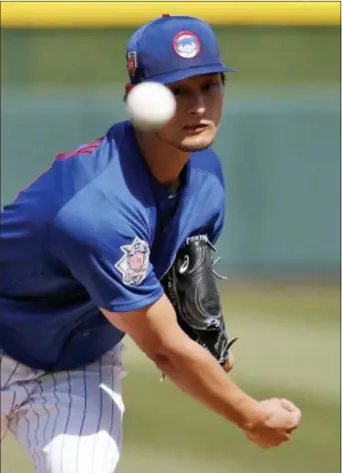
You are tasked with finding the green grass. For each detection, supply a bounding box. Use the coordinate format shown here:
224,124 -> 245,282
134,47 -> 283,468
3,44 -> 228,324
1,284 -> 340,473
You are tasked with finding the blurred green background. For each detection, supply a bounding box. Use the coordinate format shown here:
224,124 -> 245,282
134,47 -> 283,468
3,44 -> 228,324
1,15 -> 340,473
1,26 -> 340,278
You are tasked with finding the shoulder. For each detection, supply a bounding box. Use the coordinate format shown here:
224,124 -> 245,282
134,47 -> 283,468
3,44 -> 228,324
1,131 -> 113,233
52,120 -> 129,184
51,122 -> 155,246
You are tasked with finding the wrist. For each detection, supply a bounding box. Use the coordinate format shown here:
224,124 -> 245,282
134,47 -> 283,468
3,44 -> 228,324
232,397 -> 267,431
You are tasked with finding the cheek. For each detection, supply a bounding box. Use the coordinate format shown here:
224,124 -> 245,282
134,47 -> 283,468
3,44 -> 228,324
156,118 -> 182,141
210,95 -> 224,120
163,109 -> 186,135
214,106 -> 223,125
173,99 -> 188,118
208,108 -> 222,130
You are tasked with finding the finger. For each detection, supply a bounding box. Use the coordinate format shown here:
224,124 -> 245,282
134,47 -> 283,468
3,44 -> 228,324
245,433 -> 270,449
223,353 -> 235,373
222,361 -> 233,373
285,416 -> 301,433
281,399 -> 302,424
287,423 -> 299,433
246,432 -> 278,447
280,398 -> 297,411
280,399 -> 302,426
258,439 -> 283,449
259,443 -> 273,449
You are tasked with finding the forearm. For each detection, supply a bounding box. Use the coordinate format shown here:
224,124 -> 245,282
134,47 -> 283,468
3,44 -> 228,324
154,338 -> 263,429
102,296 -> 301,449
101,298 -> 264,430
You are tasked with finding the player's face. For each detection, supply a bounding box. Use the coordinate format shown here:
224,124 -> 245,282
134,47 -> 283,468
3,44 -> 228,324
157,73 -> 224,152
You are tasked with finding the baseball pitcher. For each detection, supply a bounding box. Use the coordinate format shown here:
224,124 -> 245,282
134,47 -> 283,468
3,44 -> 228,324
0,14 -> 301,473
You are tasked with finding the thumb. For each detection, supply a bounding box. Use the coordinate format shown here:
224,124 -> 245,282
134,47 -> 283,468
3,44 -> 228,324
279,400 -> 301,429
292,408 -> 302,424
281,399 -> 302,422
280,398 -> 297,412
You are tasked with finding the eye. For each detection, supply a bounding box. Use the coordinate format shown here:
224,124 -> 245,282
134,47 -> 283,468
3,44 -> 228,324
171,86 -> 188,96
202,82 -> 221,91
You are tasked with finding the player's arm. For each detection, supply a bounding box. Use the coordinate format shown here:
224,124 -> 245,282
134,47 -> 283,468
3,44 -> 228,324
101,295 -> 258,429
47,203 -> 301,449
102,298 -> 301,448
102,293 -> 301,452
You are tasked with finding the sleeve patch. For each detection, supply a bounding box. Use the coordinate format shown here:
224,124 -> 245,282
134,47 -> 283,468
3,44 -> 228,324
115,237 -> 150,286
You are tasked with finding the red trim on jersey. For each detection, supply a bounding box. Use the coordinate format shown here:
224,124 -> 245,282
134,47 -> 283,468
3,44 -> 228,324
54,136 -> 105,161
13,136 -> 105,201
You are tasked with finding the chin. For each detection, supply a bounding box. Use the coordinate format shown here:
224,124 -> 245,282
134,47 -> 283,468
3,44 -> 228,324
179,135 -> 215,152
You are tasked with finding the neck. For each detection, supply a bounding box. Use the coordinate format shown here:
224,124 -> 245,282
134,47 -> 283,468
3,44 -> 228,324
135,130 -> 190,191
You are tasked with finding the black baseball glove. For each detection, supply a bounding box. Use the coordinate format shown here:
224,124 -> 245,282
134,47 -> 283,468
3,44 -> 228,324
161,234 -> 238,367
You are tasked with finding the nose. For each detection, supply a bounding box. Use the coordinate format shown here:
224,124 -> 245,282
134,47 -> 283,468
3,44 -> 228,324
187,93 -> 206,117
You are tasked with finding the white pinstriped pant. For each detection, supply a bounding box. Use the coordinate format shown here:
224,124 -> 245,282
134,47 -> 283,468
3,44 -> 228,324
0,344 -> 126,473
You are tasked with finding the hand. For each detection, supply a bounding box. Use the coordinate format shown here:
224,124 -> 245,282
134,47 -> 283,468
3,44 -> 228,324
244,398 -> 301,449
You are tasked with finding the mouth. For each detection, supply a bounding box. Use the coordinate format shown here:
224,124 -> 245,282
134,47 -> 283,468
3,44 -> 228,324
183,124 -> 210,134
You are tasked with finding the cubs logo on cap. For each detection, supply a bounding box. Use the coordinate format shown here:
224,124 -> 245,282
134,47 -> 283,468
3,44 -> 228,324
127,51 -> 138,76
173,31 -> 201,59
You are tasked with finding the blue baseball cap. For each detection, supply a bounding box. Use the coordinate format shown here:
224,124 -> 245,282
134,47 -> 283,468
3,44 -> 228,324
126,14 -> 236,85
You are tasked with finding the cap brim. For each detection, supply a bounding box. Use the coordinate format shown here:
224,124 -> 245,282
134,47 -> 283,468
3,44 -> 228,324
142,64 -> 237,85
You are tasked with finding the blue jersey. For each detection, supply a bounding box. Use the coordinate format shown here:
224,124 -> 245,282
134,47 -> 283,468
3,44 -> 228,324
0,121 -> 225,371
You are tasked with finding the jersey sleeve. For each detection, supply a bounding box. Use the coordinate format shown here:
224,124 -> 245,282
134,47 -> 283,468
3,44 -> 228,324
46,201 -> 163,313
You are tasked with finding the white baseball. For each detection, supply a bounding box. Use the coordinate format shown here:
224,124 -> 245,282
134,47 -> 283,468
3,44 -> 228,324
126,81 -> 176,131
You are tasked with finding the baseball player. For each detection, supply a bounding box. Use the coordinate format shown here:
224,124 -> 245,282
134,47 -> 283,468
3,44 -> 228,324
0,14 -> 301,473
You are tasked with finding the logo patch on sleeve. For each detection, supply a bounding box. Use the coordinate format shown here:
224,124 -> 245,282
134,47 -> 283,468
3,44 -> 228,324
115,237 -> 150,286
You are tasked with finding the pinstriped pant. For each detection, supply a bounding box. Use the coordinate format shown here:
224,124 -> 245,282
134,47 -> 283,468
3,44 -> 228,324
0,344 -> 126,473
